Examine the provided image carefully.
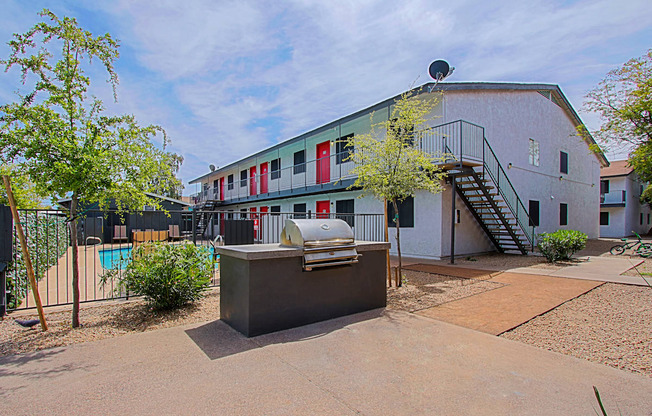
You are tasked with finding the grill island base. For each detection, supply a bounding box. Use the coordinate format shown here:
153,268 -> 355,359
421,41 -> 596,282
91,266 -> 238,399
217,241 -> 389,337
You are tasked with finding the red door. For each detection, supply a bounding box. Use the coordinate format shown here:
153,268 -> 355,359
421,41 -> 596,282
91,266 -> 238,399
249,166 -> 257,196
260,162 -> 268,194
250,207 -> 258,239
316,141 -> 330,184
219,177 -> 224,201
219,212 -> 225,235
316,200 -> 330,218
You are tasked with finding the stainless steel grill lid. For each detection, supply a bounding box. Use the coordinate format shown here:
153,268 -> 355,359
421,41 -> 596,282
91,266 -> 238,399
280,219 -> 358,271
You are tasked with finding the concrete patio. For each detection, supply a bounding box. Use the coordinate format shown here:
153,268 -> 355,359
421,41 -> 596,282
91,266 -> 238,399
1,310 -> 650,415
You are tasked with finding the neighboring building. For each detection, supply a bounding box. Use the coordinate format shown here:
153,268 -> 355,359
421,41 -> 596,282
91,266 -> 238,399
599,160 -> 651,238
190,82 -> 607,260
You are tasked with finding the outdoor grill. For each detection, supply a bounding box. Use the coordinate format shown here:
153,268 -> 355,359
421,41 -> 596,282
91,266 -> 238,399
280,219 -> 358,271
217,219 -> 390,337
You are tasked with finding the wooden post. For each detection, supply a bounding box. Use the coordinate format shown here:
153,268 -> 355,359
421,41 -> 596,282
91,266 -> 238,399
2,175 -> 48,331
384,198 -> 391,287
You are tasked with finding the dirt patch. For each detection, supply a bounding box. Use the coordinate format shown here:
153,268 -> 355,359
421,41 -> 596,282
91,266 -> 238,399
501,283 -> 652,377
0,288 -> 220,357
387,269 -> 503,312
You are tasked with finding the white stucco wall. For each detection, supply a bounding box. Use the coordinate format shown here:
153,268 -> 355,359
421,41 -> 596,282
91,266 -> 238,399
442,90 -> 601,239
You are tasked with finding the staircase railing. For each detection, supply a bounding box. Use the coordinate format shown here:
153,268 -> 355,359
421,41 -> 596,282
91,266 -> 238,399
419,120 -> 535,249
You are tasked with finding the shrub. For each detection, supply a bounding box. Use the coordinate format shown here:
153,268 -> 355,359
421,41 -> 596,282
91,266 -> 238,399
6,211 -> 70,309
537,229 -> 587,263
104,242 -> 213,310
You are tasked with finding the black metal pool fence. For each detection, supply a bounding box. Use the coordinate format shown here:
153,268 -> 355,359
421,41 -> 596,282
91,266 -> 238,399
0,207 -> 385,313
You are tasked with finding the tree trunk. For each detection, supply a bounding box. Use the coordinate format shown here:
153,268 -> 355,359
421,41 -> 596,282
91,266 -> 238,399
392,199 -> 402,287
70,195 -> 81,328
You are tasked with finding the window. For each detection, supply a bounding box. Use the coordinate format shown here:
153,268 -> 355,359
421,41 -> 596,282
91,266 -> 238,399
648,213 -> 650,225
271,205 -> 281,216
240,209 -> 248,220
600,180 -> 609,194
387,196 -> 414,228
293,150 -> 306,174
529,200 -> 540,227
560,151 -> 568,174
560,203 -> 568,226
641,184 -> 645,196
227,210 -> 234,220
336,199 -> 355,227
641,213 -> 644,225
240,170 -> 247,187
293,203 -> 307,219
336,134 -> 354,164
271,158 -> 281,180
227,174 -> 234,190
600,212 -> 609,226
213,179 -> 219,194
528,139 -> 540,166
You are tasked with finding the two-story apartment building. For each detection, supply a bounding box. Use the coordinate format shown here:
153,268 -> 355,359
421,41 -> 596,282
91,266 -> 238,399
190,82 -> 607,259
599,160 -> 651,238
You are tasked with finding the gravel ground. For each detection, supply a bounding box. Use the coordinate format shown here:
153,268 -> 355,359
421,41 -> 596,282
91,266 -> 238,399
0,288 -> 220,357
501,283 -> 652,377
387,270 -> 503,312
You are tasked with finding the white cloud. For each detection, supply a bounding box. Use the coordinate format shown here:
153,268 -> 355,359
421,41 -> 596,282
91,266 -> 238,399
3,0 -> 651,191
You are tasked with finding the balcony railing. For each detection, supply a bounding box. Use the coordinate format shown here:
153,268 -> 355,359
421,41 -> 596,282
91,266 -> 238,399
194,150 -> 357,205
601,190 -> 626,205
193,120 -> 496,206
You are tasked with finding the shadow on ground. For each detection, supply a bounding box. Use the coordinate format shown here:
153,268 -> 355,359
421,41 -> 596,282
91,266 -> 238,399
185,309 -> 385,360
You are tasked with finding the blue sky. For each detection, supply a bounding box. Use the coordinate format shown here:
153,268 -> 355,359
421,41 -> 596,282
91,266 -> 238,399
1,0 -> 651,195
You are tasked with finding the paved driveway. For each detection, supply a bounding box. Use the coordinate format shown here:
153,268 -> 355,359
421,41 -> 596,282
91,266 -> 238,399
1,310 -> 650,415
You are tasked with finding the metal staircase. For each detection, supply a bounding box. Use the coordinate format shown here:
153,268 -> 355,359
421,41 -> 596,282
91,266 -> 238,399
419,120 -> 535,254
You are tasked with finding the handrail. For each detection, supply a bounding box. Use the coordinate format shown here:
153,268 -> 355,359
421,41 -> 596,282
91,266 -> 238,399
481,135 -> 535,247
420,119 -> 535,248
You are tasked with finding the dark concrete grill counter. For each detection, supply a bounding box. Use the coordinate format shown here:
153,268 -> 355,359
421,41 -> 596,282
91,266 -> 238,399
218,219 -> 390,337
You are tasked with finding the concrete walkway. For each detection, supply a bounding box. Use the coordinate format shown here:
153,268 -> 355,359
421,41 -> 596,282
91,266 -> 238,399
507,256 -> 651,286
1,310 -> 650,415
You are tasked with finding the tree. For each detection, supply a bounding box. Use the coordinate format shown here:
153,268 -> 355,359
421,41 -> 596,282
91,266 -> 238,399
0,164 -> 48,209
583,49 -> 652,178
0,10 -> 182,327
348,90 -> 448,286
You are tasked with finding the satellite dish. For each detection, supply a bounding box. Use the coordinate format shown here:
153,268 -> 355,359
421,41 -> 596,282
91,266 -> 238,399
428,60 -> 452,81
209,164 -> 216,172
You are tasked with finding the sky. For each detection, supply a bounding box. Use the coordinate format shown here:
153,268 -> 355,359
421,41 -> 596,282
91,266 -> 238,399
1,0 -> 651,196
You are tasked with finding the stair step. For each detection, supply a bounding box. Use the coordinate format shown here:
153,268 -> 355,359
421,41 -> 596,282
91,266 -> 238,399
457,180 -> 490,185
460,186 -> 495,192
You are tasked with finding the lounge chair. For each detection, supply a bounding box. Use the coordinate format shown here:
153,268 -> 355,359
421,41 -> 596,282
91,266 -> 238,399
113,225 -> 128,243
169,225 -> 183,241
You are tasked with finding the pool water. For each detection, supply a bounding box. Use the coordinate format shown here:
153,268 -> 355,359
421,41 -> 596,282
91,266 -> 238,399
99,246 -> 218,269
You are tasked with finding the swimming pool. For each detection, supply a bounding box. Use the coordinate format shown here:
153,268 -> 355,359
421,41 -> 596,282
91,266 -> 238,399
99,246 -> 218,269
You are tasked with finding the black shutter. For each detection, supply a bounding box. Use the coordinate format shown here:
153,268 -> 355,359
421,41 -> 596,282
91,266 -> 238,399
529,200 -> 540,227
560,151 -> 568,174
560,203 -> 568,226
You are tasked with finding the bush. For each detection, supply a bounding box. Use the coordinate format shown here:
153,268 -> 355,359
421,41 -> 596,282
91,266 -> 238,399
104,242 -> 213,310
6,211 -> 70,309
537,229 -> 588,263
